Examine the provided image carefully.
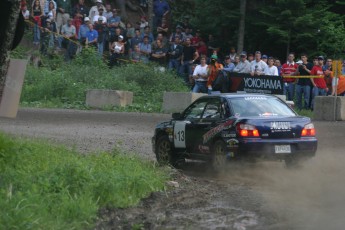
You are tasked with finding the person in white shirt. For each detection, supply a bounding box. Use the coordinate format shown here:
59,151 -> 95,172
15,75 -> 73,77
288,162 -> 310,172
192,56 -> 209,93
250,51 -> 268,76
264,56 -> 279,76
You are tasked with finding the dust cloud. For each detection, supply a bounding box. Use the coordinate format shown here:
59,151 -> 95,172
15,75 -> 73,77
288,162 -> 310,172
213,147 -> 345,229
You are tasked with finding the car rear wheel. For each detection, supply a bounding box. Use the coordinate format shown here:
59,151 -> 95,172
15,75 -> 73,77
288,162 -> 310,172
156,135 -> 180,166
212,140 -> 228,170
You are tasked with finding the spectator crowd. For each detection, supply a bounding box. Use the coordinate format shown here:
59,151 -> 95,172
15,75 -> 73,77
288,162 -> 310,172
21,0 -> 345,110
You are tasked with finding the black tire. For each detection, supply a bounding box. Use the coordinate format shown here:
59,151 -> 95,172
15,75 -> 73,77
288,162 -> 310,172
212,140 -> 228,170
155,135 -> 180,166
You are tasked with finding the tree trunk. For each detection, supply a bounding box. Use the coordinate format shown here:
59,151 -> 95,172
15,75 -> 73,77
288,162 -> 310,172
0,0 -> 21,104
286,29 -> 291,57
237,0 -> 246,54
147,0 -> 153,29
116,0 -> 128,22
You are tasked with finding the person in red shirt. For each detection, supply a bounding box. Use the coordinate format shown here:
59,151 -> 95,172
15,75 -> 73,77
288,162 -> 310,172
281,53 -> 298,101
310,56 -> 328,110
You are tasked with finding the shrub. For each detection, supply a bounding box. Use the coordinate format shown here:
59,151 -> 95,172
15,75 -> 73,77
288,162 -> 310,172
20,48 -> 189,112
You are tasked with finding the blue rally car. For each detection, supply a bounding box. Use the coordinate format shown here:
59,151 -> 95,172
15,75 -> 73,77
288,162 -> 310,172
152,94 -> 317,168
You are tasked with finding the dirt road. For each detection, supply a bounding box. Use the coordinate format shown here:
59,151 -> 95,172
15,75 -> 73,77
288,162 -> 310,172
1,108 -> 345,229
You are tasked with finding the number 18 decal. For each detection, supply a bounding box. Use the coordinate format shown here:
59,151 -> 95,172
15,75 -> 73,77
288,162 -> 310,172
174,121 -> 186,148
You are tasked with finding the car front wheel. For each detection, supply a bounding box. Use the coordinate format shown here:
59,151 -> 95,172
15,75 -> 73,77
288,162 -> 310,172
155,135 -> 178,166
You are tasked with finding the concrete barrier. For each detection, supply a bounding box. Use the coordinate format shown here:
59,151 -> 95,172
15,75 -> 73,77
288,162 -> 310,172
314,96 -> 345,121
0,59 -> 27,118
163,92 -> 206,113
86,89 -> 133,108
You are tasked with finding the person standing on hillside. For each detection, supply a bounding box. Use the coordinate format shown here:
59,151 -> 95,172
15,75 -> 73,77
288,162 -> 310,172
233,51 -> 251,73
192,55 -> 209,93
55,0 -> 72,34
310,56 -> 328,110
281,53 -> 298,101
264,56 -> 279,76
207,54 -> 223,94
250,51 -> 267,76
180,37 -> 199,84
153,0 -> 170,30
295,53 -> 313,110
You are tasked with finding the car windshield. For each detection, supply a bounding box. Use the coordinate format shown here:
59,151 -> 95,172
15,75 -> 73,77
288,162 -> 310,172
228,96 -> 296,117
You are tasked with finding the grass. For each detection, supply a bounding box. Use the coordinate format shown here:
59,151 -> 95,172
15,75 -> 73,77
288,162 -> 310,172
0,133 -> 169,229
16,46 -> 189,113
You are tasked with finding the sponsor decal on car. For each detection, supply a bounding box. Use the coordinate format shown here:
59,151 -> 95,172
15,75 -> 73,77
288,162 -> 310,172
244,96 -> 268,100
222,133 -> 236,138
203,120 -> 234,144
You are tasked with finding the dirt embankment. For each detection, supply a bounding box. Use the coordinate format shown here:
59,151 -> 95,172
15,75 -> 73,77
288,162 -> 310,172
1,109 -> 345,229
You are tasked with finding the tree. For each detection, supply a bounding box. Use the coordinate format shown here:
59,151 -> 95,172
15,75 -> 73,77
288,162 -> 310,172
237,0 -> 247,54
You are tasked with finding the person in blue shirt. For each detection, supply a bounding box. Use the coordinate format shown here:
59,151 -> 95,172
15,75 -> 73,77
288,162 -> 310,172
78,17 -> 90,45
223,56 -> 235,72
86,23 -> 98,48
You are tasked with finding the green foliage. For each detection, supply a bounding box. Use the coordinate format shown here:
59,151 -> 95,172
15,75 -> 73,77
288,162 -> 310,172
0,133 -> 168,229
21,48 -> 189,112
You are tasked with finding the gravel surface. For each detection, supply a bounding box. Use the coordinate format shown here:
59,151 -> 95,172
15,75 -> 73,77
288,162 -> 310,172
1,108 -> 345,229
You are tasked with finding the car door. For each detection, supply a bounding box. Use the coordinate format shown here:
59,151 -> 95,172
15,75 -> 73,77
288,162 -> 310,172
188,98 -> 224,154
173,99 -> 208,152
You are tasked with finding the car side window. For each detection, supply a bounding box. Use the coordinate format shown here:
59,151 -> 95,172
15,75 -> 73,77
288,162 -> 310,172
183,101 -> 208,120
202,99 -> 222,119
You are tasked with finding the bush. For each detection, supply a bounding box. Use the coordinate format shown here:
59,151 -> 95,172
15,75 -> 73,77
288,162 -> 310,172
20,48 -> 189,112
0,133 -> 168,229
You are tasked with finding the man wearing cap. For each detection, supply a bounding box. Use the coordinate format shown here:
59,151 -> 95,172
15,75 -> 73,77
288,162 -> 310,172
233,51 -> 251,73
207,54 -> 223,93
262,54 -> 268,64
281,52 -> 298,101
78,17 -> 90,45
223,56 -> 235,72
310,56 -> 328,109
56,0 -> 72,34
94,12 -> 107,56
250,51 -> 268,76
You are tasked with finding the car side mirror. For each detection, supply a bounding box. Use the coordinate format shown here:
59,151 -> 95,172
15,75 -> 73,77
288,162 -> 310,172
172,112 -> 182,120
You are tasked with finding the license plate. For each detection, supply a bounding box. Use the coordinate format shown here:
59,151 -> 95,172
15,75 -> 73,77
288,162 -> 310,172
275,145 -> 291,154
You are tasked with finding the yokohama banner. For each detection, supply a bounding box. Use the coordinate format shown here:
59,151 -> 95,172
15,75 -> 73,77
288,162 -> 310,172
227,73 -> 283,94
